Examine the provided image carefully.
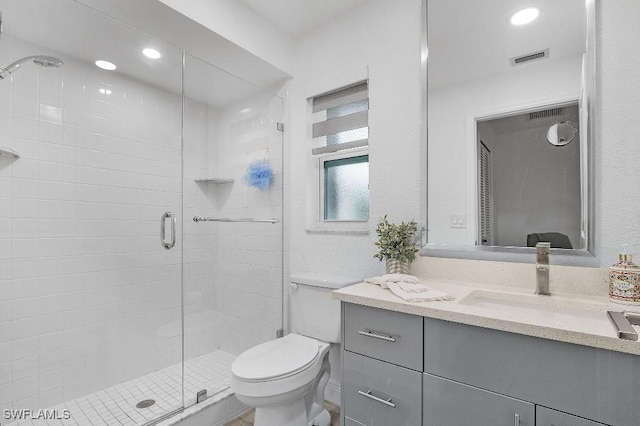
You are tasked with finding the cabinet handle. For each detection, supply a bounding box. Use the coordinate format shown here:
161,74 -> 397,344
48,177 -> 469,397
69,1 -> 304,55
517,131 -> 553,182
357,330 -> 396,342
357,390 -> 396,408
514,413 -> 520,426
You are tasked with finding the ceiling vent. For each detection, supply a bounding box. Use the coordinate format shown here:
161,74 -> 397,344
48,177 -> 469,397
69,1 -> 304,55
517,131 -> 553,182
510,49 -> 549,66
528,107 -> 563,120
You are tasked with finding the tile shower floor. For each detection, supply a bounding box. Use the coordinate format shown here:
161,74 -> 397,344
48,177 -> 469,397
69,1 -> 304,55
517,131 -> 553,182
7,350 -> 236,426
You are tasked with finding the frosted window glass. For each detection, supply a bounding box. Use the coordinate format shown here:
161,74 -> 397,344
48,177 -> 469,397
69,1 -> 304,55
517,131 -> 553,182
324,155 -> 369,221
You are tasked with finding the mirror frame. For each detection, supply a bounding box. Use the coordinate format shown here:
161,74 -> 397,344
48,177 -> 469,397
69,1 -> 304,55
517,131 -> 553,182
419,0 -> 599,266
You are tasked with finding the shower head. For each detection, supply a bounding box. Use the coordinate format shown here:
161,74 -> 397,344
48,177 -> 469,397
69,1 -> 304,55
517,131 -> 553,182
0,55 -> 64,79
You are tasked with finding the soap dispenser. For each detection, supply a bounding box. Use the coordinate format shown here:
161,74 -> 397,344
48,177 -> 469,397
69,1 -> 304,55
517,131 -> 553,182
609,244 -> 640,305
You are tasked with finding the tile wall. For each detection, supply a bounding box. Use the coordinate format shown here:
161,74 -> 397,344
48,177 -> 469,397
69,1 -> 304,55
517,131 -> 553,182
205,92 -> 284,356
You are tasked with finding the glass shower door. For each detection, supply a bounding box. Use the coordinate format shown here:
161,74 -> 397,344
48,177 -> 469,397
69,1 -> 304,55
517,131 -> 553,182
182,53 -> 284,409
0,1 -> 184,424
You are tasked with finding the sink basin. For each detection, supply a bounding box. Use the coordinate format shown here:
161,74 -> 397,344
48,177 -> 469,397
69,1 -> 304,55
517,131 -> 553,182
458,290 -> 609,325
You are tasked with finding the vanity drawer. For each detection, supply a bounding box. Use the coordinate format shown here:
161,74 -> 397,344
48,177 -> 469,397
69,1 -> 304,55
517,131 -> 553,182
343,351 -> 422,426
343,302 -> 423,371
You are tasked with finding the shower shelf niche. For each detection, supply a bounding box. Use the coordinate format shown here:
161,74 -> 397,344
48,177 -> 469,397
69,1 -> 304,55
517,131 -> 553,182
0,148 -> 20,159
194,177 -> 235,184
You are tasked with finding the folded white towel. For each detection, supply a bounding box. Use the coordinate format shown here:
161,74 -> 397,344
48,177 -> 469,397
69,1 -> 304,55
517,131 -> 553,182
365,274 -> 422,287
381,273 -> 421,283
397,282 -> 431,293
387,282 -> 454,303
364,276 -> 390,288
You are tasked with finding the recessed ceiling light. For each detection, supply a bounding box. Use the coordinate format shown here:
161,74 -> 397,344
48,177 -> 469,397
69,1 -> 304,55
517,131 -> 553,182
239,108 -> 252,114
99,88 -> 112,95
510,8 -> 539,26
95,60 -> 117,71
143,48 -> 162,59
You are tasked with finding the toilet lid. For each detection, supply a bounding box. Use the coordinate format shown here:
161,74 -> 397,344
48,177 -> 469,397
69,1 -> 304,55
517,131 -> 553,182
232,334 -> 320,381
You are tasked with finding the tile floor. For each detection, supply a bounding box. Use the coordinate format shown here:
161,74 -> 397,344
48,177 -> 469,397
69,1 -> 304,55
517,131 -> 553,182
225,401 -> 341,426
6,350 -> 235,426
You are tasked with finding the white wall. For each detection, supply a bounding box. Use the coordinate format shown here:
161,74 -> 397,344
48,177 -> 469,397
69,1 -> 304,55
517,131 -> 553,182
596,0 -> 640,264
288,0 -> 422,403
157,0 -> 294,76
428,55 -> 583,245
290,0 -> 422,278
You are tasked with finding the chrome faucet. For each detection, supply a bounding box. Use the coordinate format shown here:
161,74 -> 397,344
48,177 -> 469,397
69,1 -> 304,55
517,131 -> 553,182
535,242 -> 551,295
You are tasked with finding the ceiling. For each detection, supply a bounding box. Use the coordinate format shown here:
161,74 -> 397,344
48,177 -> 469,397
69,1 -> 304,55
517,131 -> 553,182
0,0 -> 286,108
239,0 -> 372,37
428,0 -> 587,90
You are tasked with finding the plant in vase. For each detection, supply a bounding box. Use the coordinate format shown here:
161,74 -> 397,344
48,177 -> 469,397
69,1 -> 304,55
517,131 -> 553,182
374,215 -> 419,274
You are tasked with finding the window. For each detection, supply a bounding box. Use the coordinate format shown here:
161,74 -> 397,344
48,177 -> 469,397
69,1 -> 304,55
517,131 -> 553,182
322,154 -> 369,221
311,81 -> 369,225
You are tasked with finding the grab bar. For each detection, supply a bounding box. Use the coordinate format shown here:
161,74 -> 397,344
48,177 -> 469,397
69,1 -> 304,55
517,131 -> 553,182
193,216 -> 279,224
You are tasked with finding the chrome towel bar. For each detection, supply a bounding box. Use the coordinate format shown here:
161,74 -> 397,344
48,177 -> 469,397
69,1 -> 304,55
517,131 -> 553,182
193,216 -> 279,224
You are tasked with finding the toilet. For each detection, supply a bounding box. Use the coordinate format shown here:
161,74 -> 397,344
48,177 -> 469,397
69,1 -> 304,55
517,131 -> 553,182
231,273 -> 360,426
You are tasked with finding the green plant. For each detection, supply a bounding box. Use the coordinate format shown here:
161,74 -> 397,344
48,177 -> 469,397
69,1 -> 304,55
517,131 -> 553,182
374,215 -> 419,263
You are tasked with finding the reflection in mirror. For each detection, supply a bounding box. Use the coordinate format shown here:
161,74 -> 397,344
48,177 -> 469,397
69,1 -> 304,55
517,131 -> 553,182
547,121 -> 577,146
425,0 -> 593,253
477,104 -> 581,248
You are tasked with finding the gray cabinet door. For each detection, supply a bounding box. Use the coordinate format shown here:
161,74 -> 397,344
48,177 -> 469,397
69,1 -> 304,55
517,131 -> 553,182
423,373 -> 535,426
343,351 -> 422,426
424,317 -> 640,426
536,406 -> 608,426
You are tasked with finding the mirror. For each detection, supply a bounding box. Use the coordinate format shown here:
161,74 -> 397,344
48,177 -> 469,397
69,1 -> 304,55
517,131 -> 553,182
424,0 -> 595,257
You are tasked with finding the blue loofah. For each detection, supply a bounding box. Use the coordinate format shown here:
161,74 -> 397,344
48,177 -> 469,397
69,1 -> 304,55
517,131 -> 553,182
245,160 -> 274,191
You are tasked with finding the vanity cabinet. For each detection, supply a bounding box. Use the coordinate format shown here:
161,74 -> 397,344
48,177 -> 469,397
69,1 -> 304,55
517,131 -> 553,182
423,317 -> 637,425
423,373 -> 534,426
536,406 -> 607,426
341,302 -> 639,426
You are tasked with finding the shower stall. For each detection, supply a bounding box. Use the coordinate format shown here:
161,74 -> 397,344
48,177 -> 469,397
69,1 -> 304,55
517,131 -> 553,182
0,1 -> 285,425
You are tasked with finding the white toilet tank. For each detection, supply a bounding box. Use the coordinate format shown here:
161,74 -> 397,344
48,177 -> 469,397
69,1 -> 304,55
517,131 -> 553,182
289,273 -> 361,343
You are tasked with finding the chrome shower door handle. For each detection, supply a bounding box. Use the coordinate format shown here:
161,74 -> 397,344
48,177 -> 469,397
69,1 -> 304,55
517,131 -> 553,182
161,212 -> 176,250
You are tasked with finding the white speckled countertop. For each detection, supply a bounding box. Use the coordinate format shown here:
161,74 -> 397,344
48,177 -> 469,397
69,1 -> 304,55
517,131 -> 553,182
333,279 -> 640,356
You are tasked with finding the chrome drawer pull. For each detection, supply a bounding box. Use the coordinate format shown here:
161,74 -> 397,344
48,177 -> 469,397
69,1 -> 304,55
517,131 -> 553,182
514,413 -> 520,426
357,390 -> 396,408
357,330 -> 396,342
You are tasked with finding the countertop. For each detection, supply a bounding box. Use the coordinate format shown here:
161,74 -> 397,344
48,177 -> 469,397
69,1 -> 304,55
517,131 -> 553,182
332,279 -> 640,356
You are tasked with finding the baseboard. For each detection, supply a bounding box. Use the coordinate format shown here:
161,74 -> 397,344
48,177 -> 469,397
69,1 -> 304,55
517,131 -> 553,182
325,379 -> 341,406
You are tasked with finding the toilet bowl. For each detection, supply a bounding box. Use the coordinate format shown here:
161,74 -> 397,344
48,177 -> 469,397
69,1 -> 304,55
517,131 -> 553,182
231,273 -> 360,426
232,333 -> 332,426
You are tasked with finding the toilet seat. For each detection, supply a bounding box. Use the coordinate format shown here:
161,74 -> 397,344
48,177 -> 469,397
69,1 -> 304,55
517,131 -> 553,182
232,334 -> 320,382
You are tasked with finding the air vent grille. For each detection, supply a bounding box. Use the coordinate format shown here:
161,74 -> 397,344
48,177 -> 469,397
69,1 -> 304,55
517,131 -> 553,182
510,49 -> 549,66
529,107 -> 563,120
